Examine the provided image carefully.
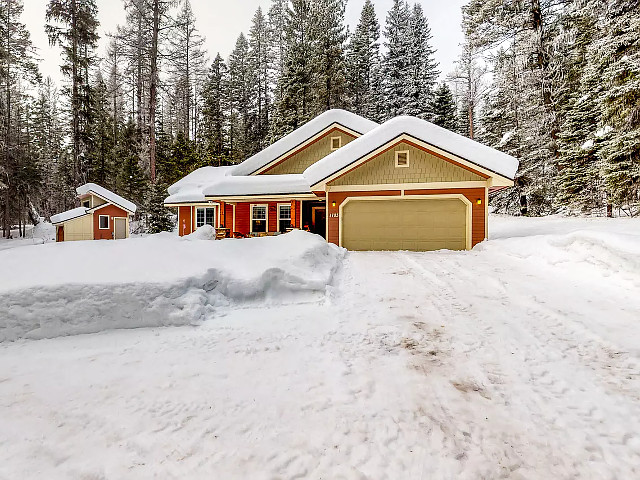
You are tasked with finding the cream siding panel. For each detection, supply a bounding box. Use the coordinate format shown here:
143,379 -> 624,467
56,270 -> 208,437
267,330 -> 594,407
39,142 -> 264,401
330,142 -> 484,186
91,195 -> 107,207
63,214 -> 93,241
264,131 -> 357,175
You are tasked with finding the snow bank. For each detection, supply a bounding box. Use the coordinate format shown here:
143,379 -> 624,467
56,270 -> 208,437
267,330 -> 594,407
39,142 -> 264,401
164,165 -> 234,204
0,231 -> 345,342
184,224 -> 216,240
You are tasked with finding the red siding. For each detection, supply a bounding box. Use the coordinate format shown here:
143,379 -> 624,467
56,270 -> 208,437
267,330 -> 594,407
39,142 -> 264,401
224,204 -> 234,229
235,203 -> 251,235
326,188 -> 487,248
268,203 -> 278,233
93,204 -> 129,240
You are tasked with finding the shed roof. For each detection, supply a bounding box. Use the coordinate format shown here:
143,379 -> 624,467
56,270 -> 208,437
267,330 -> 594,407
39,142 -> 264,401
51,207 -> 90,224
77,183 -> 137,213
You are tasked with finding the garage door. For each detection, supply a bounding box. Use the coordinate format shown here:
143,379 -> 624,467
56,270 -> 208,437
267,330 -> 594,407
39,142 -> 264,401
341,197 -> 468,251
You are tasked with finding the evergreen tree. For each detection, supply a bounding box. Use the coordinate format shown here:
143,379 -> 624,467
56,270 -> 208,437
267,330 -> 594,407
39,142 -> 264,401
431,83 -> 457,131
267,0 -> 288,106
270,0 -> 315,139
310,0 -> 348,112
201,53 -> 229,165
596,0 -> 640,210
405,3 -> 438,119
146,178 -> 173,233
249,7 -> 271,151
45,0 -> 99,184
227,33 -> 256,161
116,120 -> 147,207
382,0 -> 411,119
346,0 -> 383,121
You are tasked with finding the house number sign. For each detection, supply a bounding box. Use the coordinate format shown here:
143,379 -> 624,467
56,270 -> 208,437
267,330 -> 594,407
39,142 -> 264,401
329,213 -> 339,218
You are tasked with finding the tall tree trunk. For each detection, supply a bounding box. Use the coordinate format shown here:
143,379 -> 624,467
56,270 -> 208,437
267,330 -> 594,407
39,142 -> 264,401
4,0 -> 11,238
149,0 -> 159,182
71,0 -> 80,183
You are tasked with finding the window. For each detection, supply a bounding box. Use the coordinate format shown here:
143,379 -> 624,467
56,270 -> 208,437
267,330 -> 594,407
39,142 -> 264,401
82,200 -> 90,208
99,215 -> 109,229
278,204 -> 292,233
395,150 -> 410,168
196,207 -> 216,228
251,205 -> 267,233
330,136 -> 342,151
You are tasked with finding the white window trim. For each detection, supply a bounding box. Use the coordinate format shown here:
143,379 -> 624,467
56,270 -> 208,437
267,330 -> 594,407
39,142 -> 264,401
195,206 -> 216,228
277,203 -> 292,232
98,214 -> 110,230
395,150 -> 410,168
251,204 -> 269,233
330,136 -> 342,151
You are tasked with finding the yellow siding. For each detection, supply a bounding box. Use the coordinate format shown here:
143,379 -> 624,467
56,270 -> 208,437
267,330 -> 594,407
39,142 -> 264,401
63,214 -> 93,241
91,195 -> 107,208
330,141 -> 484,186
263,130 -> 357,175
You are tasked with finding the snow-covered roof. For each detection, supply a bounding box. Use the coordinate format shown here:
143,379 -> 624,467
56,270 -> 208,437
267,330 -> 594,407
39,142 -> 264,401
202,174 -> 311,197
165,166 -> 234,203
304,116 -> 520,186
77,183 -> 137,213
231,109 -> 379,177
50,207 -> 90,224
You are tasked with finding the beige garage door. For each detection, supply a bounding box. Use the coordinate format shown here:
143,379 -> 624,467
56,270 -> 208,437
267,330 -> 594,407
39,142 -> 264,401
341,197 -> 468,251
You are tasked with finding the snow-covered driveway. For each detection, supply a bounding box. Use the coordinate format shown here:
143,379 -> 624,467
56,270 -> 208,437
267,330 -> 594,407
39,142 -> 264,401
1,216 -> 639,479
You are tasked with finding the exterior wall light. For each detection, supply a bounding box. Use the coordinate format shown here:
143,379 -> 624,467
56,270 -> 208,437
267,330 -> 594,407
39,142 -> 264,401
476,198 -> 482,205
331,201 -> 336,207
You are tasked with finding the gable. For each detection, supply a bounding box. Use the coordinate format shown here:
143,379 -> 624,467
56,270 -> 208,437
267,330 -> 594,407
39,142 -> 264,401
260,128 -> 357,175
328,140 -> 486,187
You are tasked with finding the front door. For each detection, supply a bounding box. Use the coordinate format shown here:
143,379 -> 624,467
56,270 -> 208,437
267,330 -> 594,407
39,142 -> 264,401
57,225 -> 64,242
114,218 -> 127,240
311,207 -> 326,238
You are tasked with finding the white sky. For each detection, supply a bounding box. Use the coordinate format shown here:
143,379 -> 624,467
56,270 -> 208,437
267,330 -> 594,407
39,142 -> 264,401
23,0 -> 467,86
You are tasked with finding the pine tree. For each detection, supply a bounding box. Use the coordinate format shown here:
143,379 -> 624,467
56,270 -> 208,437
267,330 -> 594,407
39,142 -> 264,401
346,0 -> 383,121
310,0 -> 348,112
405,3 -> 438,119
45,0 -> 99,185
201,53 -> 229,165
85,74 -> 115,188
382,0 -> 411,119
267,0 -> 288,106
249,7 -> 271,151
146,178 -> 173,233
596,0 -> 640,211
271,0 -> 314,139
430,83 -> 457,131
227,33 -> 256,161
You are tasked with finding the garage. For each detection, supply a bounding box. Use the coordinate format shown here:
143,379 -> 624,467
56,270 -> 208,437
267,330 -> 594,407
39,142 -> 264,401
340,196 -> 470,251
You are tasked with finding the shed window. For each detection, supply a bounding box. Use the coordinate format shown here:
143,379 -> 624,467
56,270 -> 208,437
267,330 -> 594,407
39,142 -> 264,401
278,204 -> 292,233
395,150 -> 410,168
196,207 -> 216,228
251,205 -> 267,233
82,200 -> 90,208
99,215 -> 109,229
330,136 -> 342,151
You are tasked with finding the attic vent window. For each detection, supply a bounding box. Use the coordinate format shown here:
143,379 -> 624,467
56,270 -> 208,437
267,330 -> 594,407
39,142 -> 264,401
331,136 -> 342,151
82,200 -> 90,208
395,150 -> 410,168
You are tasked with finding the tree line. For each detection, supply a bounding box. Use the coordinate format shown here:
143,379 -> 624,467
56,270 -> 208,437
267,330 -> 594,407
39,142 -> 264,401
456,0 -> 639,216
1,0 -> 452,236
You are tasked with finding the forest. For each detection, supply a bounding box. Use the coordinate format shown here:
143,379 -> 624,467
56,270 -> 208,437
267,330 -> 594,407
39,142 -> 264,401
0,0 -> 638,237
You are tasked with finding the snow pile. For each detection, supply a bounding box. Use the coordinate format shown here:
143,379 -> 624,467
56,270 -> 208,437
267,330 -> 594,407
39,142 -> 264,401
32,221 -> 55,243
164,165 -> 234,204
184,224 -> 216,240
0,230 -> 345,342
202,174 -> 311,197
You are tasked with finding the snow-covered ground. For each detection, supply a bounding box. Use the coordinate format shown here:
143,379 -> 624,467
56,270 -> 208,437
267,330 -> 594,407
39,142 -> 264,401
1,215 -> 639,479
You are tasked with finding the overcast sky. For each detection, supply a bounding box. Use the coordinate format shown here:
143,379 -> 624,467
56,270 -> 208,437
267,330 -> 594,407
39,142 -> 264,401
23,0 -> 467,86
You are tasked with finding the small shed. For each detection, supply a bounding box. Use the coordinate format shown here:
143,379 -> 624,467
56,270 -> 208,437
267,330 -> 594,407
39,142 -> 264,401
51,184 -> 137,242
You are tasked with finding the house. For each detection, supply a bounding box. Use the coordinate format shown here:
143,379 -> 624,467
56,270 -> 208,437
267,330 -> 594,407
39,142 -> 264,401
51,184 -> 137,242
164,110 -> 519,251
